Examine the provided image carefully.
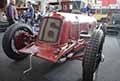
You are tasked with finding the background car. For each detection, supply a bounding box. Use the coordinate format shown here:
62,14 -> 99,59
106,13 -> 120,34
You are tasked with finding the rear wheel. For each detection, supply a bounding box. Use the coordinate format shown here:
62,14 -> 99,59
82,29 -> 104,81
2,23 -> 33,61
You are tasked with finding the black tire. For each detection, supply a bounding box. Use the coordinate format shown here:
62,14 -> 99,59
2,23 -> 33,61
82,29 -> 104,81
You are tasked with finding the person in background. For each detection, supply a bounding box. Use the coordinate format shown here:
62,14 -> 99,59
86,3 -> 92,16
6,0 -> 18,25
25,1 -> 34,26
34,9 -> 42,23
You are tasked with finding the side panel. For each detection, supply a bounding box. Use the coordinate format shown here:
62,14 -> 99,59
80,23 -> 90,33
60,21 -> 70,44
69,22 -> 79,40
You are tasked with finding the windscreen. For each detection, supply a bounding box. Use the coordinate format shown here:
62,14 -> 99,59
39,18 -> 62,43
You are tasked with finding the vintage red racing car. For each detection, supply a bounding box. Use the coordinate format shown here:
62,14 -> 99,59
2,1 -> 105,81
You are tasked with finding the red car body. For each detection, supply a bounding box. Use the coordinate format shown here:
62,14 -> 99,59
19,12 -> 97,62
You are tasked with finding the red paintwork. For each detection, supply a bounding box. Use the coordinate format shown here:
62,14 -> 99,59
15,33 -> 28,50
15,32 -> 33,50
19,12 -> 97,62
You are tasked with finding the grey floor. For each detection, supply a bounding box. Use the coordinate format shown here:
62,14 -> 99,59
0,33 -> 120,81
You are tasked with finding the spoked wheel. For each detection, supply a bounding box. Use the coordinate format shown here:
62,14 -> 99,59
2,23 -> 33,61
13,29 -> 33,51
82,29 -> 104,81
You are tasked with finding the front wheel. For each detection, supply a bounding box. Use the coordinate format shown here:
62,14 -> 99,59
82,29 -> 104,81
2,23 -> 33,61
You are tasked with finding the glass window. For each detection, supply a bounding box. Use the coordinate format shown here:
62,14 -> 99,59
73,1 -> 81,9
39,18 -> 62,43
80,1 -> 85,9
72,1 -> 86,13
